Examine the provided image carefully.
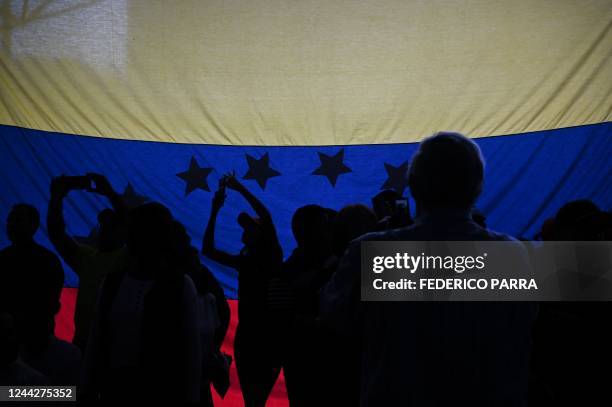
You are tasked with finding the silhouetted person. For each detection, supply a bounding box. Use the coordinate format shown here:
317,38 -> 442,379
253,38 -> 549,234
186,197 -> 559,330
0,204 -> 80,386
0,204 -> 64,348
334,204 -> 378,257
531,201 -> 612,405
321,132 -> 537,406
169,220 -> 231,405
371,189 -> 412,230
202,174 -> 283,407
47,174 -> 128,349
554,199 -> 601,241
83,202 -> 201,402
321,203 -> 380,406
281,204 -> 341,406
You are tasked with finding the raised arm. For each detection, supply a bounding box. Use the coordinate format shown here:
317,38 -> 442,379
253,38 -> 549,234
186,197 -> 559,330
88,173 -> 127,222
225,175 -> 272,224
225,174 -> 283,265
202,187 -> 240,268
47,176 -> 79,267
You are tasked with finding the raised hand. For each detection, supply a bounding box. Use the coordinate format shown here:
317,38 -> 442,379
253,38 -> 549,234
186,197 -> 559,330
221,171 -> 242,191
87,173 -> 114,196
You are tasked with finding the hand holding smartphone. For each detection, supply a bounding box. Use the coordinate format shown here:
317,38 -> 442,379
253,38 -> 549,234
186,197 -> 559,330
62,175 -> 92,191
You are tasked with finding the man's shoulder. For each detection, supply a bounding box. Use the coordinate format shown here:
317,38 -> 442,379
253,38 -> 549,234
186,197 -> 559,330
342,228 -> 413,260
356,224 -> 517,243
18,243 -> 63,270
357,225 -> 421,242
478,229 -> 517,242
34,243 -> 63,261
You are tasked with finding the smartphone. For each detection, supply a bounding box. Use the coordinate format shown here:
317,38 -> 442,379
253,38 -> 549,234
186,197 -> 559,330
395,199 -> 408,210
63,176 -> 92,190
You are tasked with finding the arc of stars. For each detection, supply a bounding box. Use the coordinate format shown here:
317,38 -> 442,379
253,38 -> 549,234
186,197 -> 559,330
173,150 -> 412,197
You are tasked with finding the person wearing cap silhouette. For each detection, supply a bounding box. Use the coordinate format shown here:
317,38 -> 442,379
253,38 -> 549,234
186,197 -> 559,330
202,173 -> 283,407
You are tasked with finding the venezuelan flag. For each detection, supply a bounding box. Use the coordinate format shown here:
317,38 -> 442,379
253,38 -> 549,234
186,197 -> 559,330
1,1 -> 611,405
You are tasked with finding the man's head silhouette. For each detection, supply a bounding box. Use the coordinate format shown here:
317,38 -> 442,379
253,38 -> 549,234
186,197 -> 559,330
408,132 -> 484,212
292,204 -> 332,256
6,204 -> 40,244
334,204 -> 377,254
127,202 -> 173,260
237,212 -> 263,249
554,199 -> 601,240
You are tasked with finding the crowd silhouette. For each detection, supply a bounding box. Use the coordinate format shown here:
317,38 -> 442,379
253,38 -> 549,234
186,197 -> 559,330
1,132 -> 610,405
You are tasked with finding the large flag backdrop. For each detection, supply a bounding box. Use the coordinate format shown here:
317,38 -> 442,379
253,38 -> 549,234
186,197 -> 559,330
1,1 -> 611,405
